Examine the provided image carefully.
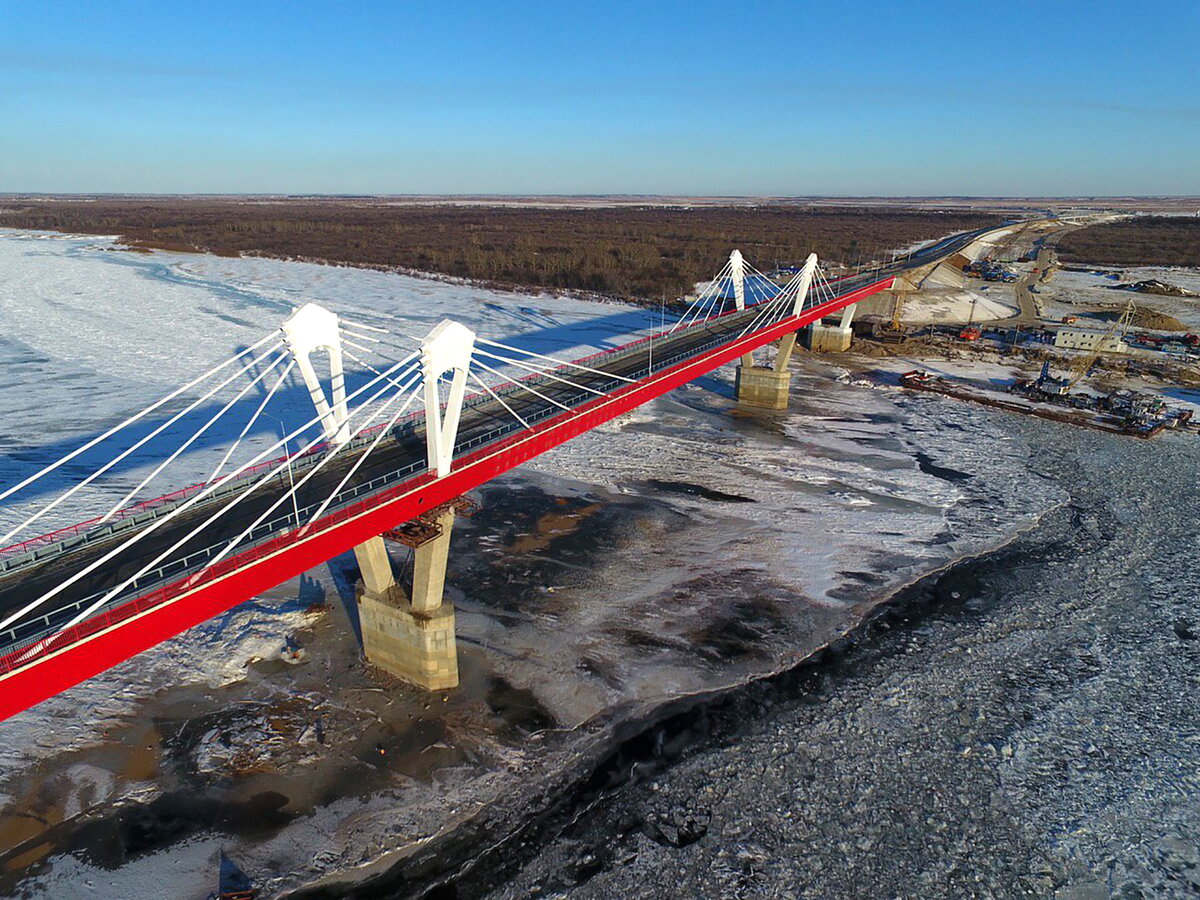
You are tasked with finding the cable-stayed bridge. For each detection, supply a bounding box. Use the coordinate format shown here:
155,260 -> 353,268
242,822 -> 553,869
0,227 -> 992,719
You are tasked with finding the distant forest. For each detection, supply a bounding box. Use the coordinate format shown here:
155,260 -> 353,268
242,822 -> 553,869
0,200 -> 999,302
1058,216 -> 1200,268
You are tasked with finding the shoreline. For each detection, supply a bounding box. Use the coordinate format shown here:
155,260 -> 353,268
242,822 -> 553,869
284,494 -> 1065,898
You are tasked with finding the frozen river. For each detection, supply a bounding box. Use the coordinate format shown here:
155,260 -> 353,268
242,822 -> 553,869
0,231 -> 1061,897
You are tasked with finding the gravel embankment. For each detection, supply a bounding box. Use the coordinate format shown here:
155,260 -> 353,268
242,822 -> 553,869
481,422 -> 1200,899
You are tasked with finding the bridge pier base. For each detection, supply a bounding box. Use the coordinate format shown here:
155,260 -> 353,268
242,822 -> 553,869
736,331 -> 799,410
803,302 -> 857,353
354,506 -> 459,691
735,365 -> 791,409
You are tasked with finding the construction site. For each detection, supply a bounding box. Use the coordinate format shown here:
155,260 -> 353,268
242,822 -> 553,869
806,216 -> 1200,438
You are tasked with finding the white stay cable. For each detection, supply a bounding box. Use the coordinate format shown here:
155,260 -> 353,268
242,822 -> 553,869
0,332 -> 279,506
467,371 -> 531,429
343,348 -> 425,397
209,358 -> 296,483
473,349 -> 608,398
475,338 -> 635,384
102,352 -> 291,522
742,261 -> 784,306
0,340 -> 285,546
681,262 -> 734,331
40,373 -> 419,650
472,359 -> 572,413
737,281 -> 794,340
669,258 -> 734,333
340,318 -> 388,334
300,373 -> 425,531
736,263 -> 807,338
0,349 -> 419,634
343,337 -> 383,356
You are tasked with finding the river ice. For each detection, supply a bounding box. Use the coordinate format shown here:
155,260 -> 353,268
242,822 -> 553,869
0,230 -> 1063,897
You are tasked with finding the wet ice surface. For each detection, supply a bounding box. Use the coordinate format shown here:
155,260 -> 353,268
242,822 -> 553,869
0,231 -> 1058,897
489,425 -> 1200,900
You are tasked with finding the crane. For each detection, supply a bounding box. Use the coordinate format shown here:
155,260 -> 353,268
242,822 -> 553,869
1065,299 -> 1135,390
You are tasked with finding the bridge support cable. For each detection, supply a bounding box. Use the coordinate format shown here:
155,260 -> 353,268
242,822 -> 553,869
0,339 -> 287,546
24,361 -> 424,656
0,348 -> 421,636
342,337 -> 383,355
343,347 -> 428,398
736,263 -> 807,338
466,371 -> 531,429
474,338 -> 636,384
736,286 -> 792,341
209,358 -> 297,483
472,348 -> 611,399
669,256 -> 736,333
807,266 -> 835,313
300,374 -> 426,532
678,278 -> 727,331
102,351 -> 292,521
0,332 -> 280,508
471,359 -> 573,414
339,317 -> 389,336
340,321 -> 429,363
196,370 -> 423,576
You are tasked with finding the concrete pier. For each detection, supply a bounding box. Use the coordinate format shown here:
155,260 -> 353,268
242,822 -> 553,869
803,302 -> 857,353
736,332 -> 799,410
353,506 -> 459,690
736,365 -> 791,409
357,595 -> 459,691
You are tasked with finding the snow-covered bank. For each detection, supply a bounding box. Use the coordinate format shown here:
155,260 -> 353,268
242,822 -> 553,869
1041,264 -> 1200,331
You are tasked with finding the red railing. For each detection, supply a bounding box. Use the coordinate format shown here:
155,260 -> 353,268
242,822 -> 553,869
0,273 -> 893,679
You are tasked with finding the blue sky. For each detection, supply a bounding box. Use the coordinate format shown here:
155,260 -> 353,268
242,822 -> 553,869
1,0 -> 1197,196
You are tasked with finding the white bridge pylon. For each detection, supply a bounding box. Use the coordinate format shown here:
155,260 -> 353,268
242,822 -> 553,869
281,303 -> 350,446
671,248 -> 833,338
419,319 -> 475,478
791,253 -> 818,316
282,307 -> 478,479
730,249 -> 746,311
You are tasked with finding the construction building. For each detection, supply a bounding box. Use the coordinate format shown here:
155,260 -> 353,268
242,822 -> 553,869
1054,327 -> 1129,354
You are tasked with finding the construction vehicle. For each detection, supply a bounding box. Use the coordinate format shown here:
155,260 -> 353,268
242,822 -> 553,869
958,297 -> 981,341
890,290 -> 905,331
872,288 -> 910,343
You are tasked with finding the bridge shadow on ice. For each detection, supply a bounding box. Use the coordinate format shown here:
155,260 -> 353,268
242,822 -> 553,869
0,307 -> 660,516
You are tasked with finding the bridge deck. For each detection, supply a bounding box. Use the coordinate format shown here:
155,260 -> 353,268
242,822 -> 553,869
0,222 -> 998,701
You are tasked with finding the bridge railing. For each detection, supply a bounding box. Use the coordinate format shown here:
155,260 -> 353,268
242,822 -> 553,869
0,277 -> 903,672
0,274 -> 881,587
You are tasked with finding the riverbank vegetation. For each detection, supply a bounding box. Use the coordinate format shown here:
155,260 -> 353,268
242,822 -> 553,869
0,200 -> 998,302
1059,216 -> 1200,268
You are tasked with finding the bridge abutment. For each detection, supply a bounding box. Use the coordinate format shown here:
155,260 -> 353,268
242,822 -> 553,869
354,506 -> 459,691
